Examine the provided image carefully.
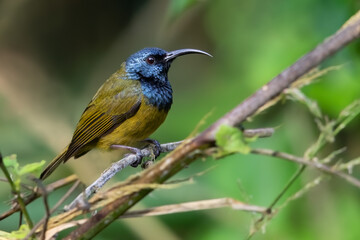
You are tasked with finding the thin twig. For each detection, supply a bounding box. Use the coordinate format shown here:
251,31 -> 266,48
247,176 -> 324,240
0,174 -> 78,220
267,165 -> 306,210
24,180 -> 81,240
251,165 -> 307,237
45,198 -> 266,239
251,148 -> 360,188
65,128 -> 274,211
51,180 -> 82,214
120,198 -> 267,218
32,178 -> 50,240
242,128 -> 274,138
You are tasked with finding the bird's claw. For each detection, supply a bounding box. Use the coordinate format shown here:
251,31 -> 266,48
129,148 -> 144,167
144,139 -> 162,159
111,144 -> 143,167
111,139 -> 161,168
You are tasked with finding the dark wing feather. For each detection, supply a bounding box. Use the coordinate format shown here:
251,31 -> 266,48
64,96 -> 141,161
61,66 -> 142,161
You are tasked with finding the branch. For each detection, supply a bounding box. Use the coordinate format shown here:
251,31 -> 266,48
251,148 -> 360,188
65,14 -> 360,239
120,198 -> 267,218
46,198 -> 266,239
31,178 -> 50,240
201,18 -> 360,141
65,128 -> 274,211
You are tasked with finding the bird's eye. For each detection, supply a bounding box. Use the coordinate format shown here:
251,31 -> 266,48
146,56 -> 155,65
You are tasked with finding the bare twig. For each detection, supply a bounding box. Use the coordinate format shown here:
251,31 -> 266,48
51,180 -> 82,214
24,180 -> 81,240
45,198 -> 266,239
65,128 -> 274,211
0,174 -> 78,220
267,165 -> 306,210
251,148 -> 360,188
64,14 -> 360,239
120,198 -> 267,218
242,128 -> 275,138
248,176 -> 324,239
32,178 -> 50,240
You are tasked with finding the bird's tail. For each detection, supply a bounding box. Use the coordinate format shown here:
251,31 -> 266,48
40,148 -> 69,180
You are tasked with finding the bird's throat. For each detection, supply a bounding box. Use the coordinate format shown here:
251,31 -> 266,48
140,78 -> 173,112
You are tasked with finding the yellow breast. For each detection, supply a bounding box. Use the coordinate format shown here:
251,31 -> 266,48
96,96 -> 168,150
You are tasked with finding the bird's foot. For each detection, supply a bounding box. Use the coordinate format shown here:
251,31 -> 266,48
111,144 -> 143,167
140,139 -> 162,169
143,139 -> 162,159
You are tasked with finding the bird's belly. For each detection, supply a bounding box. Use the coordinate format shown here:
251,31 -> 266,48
97,102 -> 168,150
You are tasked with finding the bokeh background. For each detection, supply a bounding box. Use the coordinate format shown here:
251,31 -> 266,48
0,0 -> 360,239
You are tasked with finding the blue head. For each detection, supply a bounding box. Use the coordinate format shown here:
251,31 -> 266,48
125,48 -> 168,82
125,47 -> 212,111
125,47 -> 211,83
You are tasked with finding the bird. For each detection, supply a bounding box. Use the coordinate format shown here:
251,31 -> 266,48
40,47 -> 211,180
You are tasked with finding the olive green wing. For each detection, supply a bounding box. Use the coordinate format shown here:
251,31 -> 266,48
63,90 -> 141,161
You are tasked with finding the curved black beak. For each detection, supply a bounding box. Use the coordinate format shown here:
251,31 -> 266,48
164,48 -> 212,62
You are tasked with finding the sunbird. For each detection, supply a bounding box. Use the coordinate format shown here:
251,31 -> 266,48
40,47 -> 211,180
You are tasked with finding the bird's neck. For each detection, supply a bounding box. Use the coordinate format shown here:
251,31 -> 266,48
140,77 -> 173,112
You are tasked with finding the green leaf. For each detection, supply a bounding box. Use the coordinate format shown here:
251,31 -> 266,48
9,224 -> 30,239
18,160 -> 46,176
2,155 -> 21,190
215,124 -> 251,158
2,155 -> 46,191
3,154 -> 19,173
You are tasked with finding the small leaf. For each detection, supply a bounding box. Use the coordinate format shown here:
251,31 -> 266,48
3,154 -> 19,173
215,124 -> 251,158
18,160 -> 46,176
9,224 -> 30,239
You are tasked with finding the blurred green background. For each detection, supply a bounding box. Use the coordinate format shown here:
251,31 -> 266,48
0,0 -> 360,239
